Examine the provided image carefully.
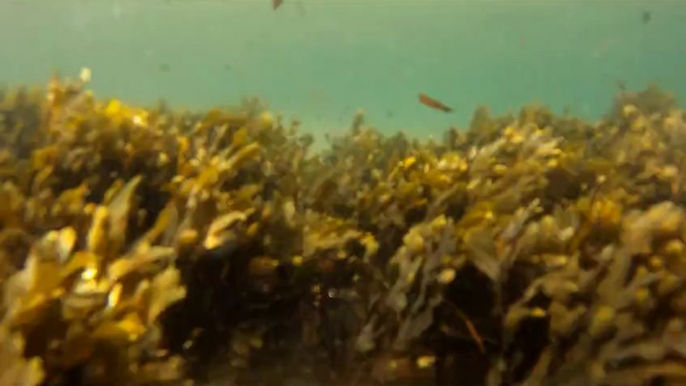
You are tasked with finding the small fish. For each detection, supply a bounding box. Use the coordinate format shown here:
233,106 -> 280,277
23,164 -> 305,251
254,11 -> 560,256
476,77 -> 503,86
419,93 -> 453,113
642,10 -> 652,24
273,0 -> 283,10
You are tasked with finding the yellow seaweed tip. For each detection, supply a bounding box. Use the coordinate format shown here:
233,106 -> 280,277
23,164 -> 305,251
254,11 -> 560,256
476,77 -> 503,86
105,99 -> 123,118
416,355 -> 436,369
402,156 -> 417,169
258,111 -> 275,130
437,268 -> 456,284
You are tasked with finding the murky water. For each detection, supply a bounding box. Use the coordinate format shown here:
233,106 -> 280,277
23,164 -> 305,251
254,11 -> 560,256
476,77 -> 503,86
1,0 -> 684,141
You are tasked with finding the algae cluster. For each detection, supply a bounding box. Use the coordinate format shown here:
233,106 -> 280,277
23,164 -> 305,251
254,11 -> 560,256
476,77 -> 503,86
0,72 -> 685,386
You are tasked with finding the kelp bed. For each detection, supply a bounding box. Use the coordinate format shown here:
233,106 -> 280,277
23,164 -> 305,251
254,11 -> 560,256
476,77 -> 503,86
1,73 -> 686,386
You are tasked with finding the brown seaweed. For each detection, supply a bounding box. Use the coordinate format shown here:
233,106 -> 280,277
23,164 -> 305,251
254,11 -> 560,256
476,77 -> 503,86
0,72 -> 685,386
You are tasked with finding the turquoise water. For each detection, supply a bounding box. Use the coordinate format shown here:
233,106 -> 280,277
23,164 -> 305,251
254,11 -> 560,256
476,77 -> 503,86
0,0 -> 684,140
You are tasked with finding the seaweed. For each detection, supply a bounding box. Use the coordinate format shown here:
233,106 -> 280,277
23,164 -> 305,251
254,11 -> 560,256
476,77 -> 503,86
0,71 -> 685,386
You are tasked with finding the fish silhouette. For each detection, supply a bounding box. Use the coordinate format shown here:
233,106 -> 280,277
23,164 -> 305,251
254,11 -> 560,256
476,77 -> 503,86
419,93 -> 453,113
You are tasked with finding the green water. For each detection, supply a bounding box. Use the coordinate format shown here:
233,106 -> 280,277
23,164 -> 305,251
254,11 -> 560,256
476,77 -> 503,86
1,0 -> 684,140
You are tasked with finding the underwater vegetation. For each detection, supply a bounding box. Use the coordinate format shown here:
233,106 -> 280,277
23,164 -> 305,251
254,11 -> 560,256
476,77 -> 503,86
0,71 -> 686,386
